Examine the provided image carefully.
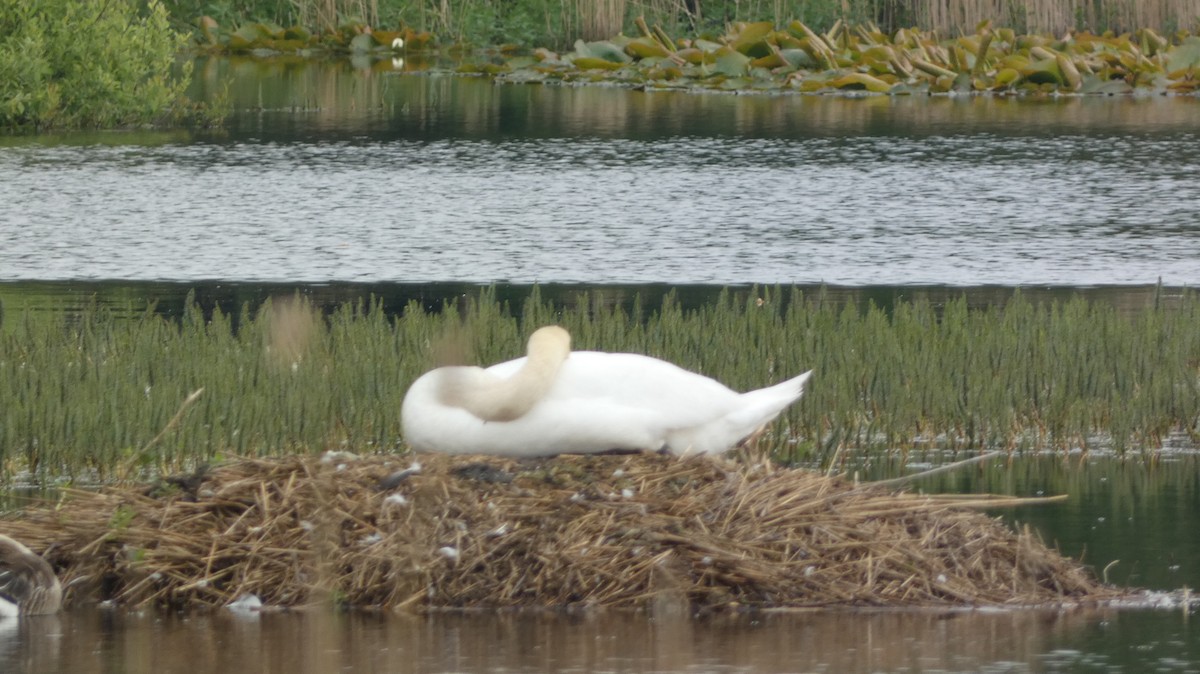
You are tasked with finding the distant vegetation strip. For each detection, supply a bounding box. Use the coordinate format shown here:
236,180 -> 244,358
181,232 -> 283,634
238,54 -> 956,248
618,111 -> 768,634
1,288 -> 1197,481
164,0 -> 1200,48
7,0 -> 1196,132
192,14 -> 1200,96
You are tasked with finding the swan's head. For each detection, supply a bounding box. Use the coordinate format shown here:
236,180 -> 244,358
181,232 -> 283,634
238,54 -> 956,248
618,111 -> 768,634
526,325 -> 570,365
427,325 -> 571,424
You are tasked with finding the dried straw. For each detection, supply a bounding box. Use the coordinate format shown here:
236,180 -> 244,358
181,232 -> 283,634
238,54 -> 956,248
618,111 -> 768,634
2,453 -> 1125,611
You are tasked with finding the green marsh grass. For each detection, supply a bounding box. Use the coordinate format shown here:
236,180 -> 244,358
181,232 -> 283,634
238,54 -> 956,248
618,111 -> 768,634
1,287 -> 1198,481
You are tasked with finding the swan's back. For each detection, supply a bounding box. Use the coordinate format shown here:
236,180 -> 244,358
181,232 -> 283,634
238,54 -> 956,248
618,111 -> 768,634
487,351 -> 740,426
486,352 -> 811,455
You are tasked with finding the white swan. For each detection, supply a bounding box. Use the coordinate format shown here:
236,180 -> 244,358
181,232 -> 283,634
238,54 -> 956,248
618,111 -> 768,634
401,326 -> 811,457
0,535 -> 62,617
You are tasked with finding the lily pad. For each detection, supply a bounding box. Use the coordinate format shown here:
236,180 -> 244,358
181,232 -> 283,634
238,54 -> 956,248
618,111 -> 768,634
1080,76 -> 1133,94
731,22 -> 774,58
828,72 -> 893,93
626,38 -> 669,59
714,50 -> 751,77
751,53 -> 785,69
779,49 -> 814,68
572,56 -> 624,71
1021,58 -> 1063,85
1165,37 -> 1200,74
575,39 -> 630,64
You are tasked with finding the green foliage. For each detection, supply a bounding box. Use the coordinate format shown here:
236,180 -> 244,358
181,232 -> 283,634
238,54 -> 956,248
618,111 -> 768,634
0,0 -> 192,130
159,0 -> 297,28
164,0 -> 1200,50
1,289 -> 1198,481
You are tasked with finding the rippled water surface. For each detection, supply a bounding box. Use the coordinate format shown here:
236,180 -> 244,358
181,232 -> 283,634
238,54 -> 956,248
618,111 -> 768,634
3,606 -> 1198,674
1,59 -> 1198,285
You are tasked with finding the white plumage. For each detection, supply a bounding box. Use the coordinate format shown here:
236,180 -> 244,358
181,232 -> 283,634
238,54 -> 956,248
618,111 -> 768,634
401,326 -> 811,457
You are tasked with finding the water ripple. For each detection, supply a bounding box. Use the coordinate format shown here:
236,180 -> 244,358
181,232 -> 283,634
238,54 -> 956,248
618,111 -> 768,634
1,131 -> 1197,285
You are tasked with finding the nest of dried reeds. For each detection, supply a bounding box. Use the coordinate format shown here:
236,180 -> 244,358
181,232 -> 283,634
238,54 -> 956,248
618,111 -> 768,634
2,452 -> 1124,611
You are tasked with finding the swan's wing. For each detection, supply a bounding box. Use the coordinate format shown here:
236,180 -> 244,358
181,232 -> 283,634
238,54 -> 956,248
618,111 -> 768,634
487,351 -> 741,428
402,382 -> 669,456
474,398 -> 671,454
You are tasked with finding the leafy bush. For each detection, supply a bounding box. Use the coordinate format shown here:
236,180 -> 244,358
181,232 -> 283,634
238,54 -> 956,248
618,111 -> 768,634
0,0 -> 191,130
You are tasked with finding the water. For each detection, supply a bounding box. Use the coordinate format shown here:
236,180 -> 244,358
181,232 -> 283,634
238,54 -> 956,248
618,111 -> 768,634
3,57 -> 1200,671
1,59 -> 1198,285
851,453 -> 1200,592
3,607 -> 1197,673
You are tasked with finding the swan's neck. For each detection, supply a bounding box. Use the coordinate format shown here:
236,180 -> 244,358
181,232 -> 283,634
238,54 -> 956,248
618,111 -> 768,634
0,535 -> 62,615
438,326 -> 570,422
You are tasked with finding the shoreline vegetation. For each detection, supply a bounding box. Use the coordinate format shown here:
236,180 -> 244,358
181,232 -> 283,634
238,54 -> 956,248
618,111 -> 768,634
194,16 -> 1200,96
167,0 -> 1200,47
4,1 -> 1198,131
0,0 -> 195,132
1,288 -> 1197,482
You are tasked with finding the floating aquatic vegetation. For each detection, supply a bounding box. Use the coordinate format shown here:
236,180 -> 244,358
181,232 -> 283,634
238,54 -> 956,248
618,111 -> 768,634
482,21 -> 1200,95
188,15 -> 1200,94
195,16 -> 436,58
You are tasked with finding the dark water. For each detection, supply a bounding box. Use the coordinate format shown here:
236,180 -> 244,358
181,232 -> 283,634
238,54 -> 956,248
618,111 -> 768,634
853,453 -> 1200,593
0,279 -> 1188,325
1,58 -> 1198,285
2,606 -> 1198,673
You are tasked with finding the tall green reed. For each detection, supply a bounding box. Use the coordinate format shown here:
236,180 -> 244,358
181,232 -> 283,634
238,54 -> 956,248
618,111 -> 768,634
1,288 -> 1197,482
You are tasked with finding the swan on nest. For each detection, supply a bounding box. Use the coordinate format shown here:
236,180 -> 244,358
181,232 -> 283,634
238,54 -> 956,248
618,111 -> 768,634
400,326 -> 811,457
0,534 -> 62,617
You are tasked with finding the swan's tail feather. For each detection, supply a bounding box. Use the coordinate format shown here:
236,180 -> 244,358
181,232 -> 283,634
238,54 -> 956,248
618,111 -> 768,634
724,370 -> 811,434
736,370 -> 811,416
768,370 -> 811,399
671,370 -> 812,455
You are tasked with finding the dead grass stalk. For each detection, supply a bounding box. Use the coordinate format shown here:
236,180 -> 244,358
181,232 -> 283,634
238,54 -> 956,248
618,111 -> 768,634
3,453 -> 1126,611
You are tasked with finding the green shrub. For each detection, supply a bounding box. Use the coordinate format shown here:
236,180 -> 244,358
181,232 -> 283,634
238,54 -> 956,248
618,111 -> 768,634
0,0 -> 191,131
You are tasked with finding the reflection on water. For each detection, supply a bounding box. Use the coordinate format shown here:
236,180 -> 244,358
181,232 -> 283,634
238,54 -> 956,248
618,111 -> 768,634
1,61 -> 1198,285
184,57 -> 1200,141
2,606 -> 1196,673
